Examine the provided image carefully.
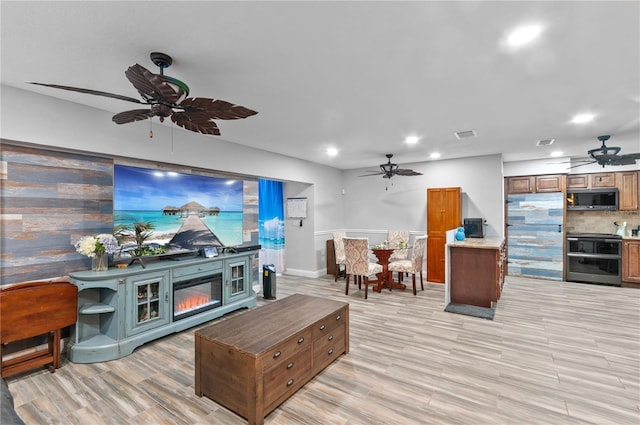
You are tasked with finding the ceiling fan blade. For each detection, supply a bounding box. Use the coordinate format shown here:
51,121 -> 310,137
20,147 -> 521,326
28,82 -> 143,104
112,109 -> 154,124
608,156 -> 638,165
171,111 -> 221,135
566,161 -> 596,169
179,98 -> 258,120
394,169 -> 423,176
358,172 -> 384,177
125,64 -> 186,105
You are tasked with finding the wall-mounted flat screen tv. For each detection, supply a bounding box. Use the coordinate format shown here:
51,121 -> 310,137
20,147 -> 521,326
114,164 -> 243,254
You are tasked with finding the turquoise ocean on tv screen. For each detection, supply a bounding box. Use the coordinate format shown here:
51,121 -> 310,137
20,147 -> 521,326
114,210 -> 243,247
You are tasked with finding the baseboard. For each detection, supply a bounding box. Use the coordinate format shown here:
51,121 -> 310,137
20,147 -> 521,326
284,268 -> 326,278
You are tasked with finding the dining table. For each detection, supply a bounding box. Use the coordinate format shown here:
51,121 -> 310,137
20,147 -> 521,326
370,245 -> 407,292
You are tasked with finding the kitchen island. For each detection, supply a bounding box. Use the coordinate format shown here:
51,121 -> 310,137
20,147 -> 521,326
445,236 -> 506,308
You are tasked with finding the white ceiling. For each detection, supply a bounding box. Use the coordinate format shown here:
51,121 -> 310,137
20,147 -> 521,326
2,1 -> 639,170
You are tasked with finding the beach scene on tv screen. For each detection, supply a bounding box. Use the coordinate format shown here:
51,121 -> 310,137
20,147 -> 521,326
114,165 -> 243,255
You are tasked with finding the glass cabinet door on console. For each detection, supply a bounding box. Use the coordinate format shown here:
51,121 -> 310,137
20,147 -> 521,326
224,258 -> 250,303
126,271 -> 170,337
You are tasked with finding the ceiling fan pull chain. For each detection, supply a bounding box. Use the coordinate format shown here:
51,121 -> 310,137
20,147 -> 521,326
149,117 -> 153,138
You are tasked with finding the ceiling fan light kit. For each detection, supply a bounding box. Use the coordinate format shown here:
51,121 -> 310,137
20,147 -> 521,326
28,52 -> 257,136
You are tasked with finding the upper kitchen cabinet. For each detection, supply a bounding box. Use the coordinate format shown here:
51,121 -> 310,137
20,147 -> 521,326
617,171 -> 639,211
506,174 -> 565,194
566,172 -> 616,189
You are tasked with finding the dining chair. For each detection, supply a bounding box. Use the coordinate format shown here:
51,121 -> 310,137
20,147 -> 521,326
387,230 -> 410,261
387,230 -> 410,281
332,232 -> 347,282
388,235 -> 427,295
343,237 -> 383,299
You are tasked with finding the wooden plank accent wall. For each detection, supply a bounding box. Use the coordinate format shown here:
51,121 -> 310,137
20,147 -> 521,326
1,142 -> 114,286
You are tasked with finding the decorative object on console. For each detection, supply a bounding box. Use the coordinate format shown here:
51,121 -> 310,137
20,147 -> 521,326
29,52 -> 258,136
74,234 -> 119,271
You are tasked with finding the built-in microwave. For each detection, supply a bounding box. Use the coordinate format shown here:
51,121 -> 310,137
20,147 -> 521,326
566,188 -> 618,211
463,218 -> 484,238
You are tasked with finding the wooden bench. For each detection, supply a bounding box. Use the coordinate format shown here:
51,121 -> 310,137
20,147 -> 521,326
1,281 -> 77,378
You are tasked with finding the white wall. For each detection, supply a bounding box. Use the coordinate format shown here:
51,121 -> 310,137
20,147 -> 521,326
342,154 -> 505,241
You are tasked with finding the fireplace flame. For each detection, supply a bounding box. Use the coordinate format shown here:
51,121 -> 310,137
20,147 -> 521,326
176,294 -> 212,313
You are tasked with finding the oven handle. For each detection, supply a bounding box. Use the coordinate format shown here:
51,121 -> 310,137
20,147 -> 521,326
566,253 -> 621,259
567,238 -> 621,243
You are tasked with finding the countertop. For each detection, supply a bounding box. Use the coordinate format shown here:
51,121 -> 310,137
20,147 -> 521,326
448,237 -> 505,249
623,236 -> 640,240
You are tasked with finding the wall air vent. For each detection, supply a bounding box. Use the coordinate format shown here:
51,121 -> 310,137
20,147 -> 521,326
454,130 -> 477,140
537,138 -> 555,146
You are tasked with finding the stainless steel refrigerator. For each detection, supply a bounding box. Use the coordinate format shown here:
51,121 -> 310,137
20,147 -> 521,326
506,192 -> 564,280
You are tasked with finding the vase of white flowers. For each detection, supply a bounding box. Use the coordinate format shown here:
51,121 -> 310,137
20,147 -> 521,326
74,233 -> 119,271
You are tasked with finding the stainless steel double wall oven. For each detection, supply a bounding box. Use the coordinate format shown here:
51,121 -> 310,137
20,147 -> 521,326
566,233 -> 622,286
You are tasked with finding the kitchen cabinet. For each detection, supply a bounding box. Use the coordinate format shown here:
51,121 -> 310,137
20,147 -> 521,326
592,172 -> 616,187
567,172 -> 616,189
195,294 -> 348,425
617,171 -> 639,211
506,174 -> 564,194
622,239 -> 640,284
448,239 -> 505,308
427,187 -> 461,283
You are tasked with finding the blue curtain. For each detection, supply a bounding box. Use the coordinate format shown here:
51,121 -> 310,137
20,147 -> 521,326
258,179 -> 285,273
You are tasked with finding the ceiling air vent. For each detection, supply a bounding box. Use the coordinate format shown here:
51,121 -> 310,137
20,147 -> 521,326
454,130 -> 477,140
537,138 -> 555,146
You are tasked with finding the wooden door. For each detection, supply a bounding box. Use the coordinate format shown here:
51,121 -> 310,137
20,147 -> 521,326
426,187 -> 461,283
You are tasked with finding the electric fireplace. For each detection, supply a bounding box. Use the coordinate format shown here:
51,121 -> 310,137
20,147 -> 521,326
173,273 -> 223,321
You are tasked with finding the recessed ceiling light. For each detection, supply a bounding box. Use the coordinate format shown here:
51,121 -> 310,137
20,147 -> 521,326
550,151 -> 564,157
571,113 -> 595,124
430,152 -> 441,159
326,147 -> 338,157
507,25 -> 543,47
405,136 -> 419,145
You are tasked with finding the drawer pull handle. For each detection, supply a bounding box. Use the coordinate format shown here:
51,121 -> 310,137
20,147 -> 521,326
336,315 -> 341,321
328,348 -> 334,355
297,337 -> 305,344
320,324 -> 326,330
287,362 -> 294,369
273,351 -> 281,359
328,335 -> 333,341
287,379 -> 294,387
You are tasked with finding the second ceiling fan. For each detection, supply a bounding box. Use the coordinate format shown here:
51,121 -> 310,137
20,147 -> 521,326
359,154 -> 423,179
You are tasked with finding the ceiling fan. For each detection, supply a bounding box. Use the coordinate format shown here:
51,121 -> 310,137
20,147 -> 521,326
570,135 -> 640,169
28,52 -> 257,136
359,154 -> 423,179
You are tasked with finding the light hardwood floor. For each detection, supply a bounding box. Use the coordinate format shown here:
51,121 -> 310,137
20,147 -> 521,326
4,274 -> 640,425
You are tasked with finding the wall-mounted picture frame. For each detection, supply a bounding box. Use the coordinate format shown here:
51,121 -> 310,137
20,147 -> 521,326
286,197 -> 307,219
